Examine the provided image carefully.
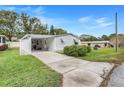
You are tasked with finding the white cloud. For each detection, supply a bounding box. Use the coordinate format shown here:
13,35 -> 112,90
34,6 -> 45,15
0,6 -> 70,27
0,6 -> 16,11
95,17 -> 113,27
17,6 -> 45,16
37,16 -> 70,27
96,17 -> 107,24
78,16 -> 113,29
7,6 -> 16,11
0,6 -> 45,16
78,16 -> 92,23
0,6 -> 69,26
18,6 -> 32,12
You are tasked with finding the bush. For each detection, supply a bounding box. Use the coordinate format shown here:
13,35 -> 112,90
87,46 -> 91,53
0,44 -> 8,51
63,46 -> 70,55
77,46 -> 87,56
63,45 -> 91,57
64,45 -> 78,57
93,47 -> 98,50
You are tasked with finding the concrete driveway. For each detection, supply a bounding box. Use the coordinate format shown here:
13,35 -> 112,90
32,51 -> 115,87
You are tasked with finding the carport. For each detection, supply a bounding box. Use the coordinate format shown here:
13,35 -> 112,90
20,34 -> 55,55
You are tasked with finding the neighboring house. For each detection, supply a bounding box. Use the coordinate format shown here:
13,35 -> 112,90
11,36 -> 18,42
20,34 -> 80,55
110,36 -> 124,47
0,35 -> 7,46
0,35 -> 8,51
81,41 -> 110,48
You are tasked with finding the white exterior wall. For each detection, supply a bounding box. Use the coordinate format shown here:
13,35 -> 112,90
0,36 -> 6,46
20,37 -> 31,55
46,37 -> 55,51
81,42 -> 109,48
54,35 -> 80,51
20,34 -> 80,54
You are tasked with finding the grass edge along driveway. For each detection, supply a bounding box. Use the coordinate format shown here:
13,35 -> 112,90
80,48 -> 124,64
0,48 -> 62,87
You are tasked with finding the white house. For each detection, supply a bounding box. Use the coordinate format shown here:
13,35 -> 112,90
0,35 -> 7,46
20,34 -> 80,55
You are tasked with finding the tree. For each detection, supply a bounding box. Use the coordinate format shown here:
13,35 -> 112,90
50,25 -> 55,35
0,10 -> 68,40
32,23 -> 48,34
101,35 -> 109,40
54,28 -> 67,35
20,13 -> 48,35
20,13 -> 32,34
109,33 -> 116,38
0,10 -> 17,41
80,34 -> 97,41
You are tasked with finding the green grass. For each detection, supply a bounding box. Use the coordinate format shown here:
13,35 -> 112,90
80,48 -> 124,64
0,48 -> 62,87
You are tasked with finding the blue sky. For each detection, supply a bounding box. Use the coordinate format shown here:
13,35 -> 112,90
0,5 -> 124,37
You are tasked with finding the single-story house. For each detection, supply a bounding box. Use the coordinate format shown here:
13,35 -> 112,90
0,35 -> 7,46
81,41 -> 111,48
20,34 -> 81,55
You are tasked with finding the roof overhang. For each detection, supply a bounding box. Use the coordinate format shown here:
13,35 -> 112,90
81,41 -> 110,44
20,34 -> 80,41
0,35 -> 8,40
21,34 -> 56,40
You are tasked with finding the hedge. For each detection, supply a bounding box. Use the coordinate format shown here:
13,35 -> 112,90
63,45 -> 91,57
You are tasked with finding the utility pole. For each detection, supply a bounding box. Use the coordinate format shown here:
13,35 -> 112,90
115,12 -> 118,52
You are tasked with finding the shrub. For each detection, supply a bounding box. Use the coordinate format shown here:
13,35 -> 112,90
0,44 -> 8,51
63,45 -> 91,57
64,45 -> 78,57
87,46 -> 91,53
93,47 -> 98,50
63,46 -> 70,55
77,46 -> 87,56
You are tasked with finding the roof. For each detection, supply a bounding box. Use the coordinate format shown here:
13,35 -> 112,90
0,35 -> 8,40
0,35 -> 6,37
81,41 -> 110,44
21,34 -> 54,40
21,34 -> 80,40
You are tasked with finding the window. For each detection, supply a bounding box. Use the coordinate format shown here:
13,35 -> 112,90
0,37 -> 1,43
88,43 -> 91,47
60,38 -> 64,44
73,39 -> 78,45
3,37 -> 5,43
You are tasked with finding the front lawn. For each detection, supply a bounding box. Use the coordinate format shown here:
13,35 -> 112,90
80,48 -> 124,64
0,48 -> 62,87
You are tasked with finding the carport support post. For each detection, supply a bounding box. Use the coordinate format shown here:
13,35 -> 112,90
115,12 -> 118,52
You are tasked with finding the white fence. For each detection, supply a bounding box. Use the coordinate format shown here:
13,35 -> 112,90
7,42 -> 20,48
